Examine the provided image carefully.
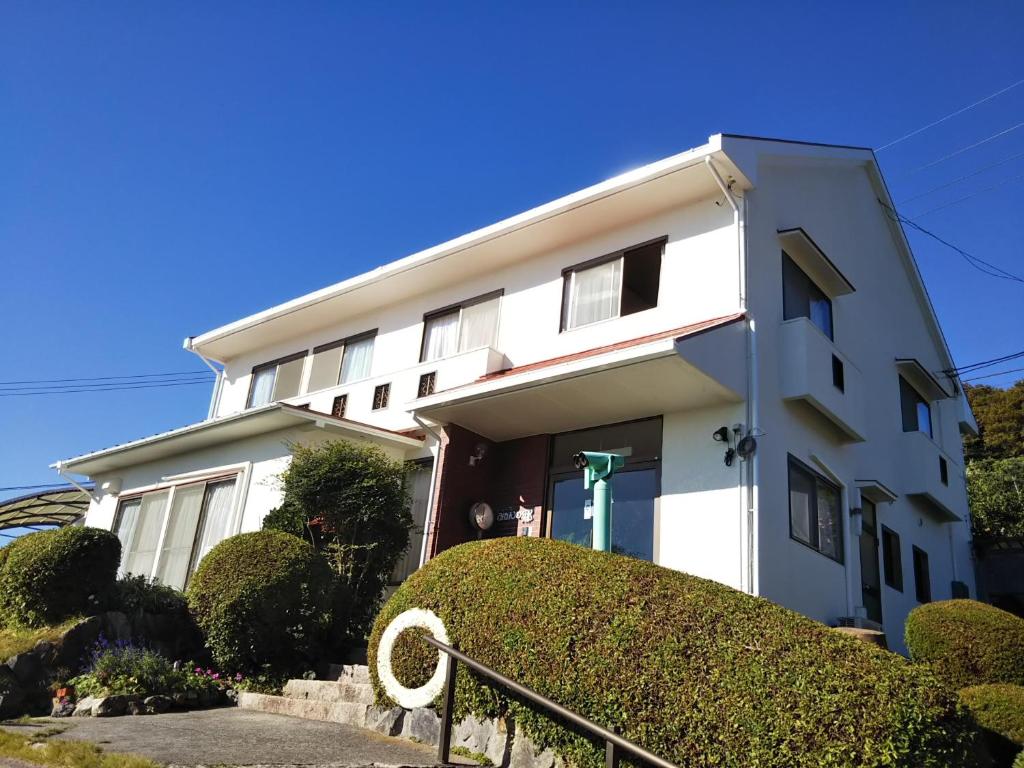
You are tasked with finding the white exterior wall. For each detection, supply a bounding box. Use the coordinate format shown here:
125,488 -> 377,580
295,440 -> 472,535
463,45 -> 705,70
746,159 -> 975,653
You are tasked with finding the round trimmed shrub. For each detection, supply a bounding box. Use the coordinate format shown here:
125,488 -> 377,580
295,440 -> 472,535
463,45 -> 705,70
0,526 -> 120,628
186,530 -> 334,676
1014,750 -> 1024,768
906,600 -> 1024,689
960,684 -> 1024,767
370,537 -> 979,768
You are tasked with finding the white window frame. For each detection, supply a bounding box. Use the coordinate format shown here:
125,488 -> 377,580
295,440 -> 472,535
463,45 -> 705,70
420,291 -> 503,363
562,258 -> 626,331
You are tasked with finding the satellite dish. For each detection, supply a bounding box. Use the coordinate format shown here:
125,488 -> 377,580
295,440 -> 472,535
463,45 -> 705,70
469,501 -> 494,531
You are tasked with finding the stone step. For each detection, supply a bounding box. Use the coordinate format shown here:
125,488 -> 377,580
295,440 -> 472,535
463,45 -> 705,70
327,663 -> 371,684
283,678 -> 375,705
237,691 -> 370,728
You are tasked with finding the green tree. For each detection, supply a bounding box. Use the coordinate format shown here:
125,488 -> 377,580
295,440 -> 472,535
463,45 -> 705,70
964,381 -> 1024,462
263,440 -> 412,642
968,457 -> 1024,538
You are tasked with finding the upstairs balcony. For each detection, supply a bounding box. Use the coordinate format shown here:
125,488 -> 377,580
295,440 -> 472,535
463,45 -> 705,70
900,429 -> 963,522
779,317 -> 865,441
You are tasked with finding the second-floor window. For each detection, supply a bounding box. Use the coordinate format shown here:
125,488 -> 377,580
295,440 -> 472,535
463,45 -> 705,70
899,375 -> 932,438
421,292 -> 501,362
307,331 -> 376,393
783,251 -> 833,340
247,352 -> 306,408
561,238 -> 664,331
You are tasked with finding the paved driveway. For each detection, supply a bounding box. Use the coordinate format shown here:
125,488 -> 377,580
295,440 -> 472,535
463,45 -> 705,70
7,708 -> 451,767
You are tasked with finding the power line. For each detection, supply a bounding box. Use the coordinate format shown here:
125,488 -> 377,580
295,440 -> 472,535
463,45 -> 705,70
0,380 -> 213,397
963,366 -> 1024,383
877,77 -> 1024,151
0,374 -> 213,393
0,482 -> 81,492
902,121 -> 1024,176
898,150 -> 1024,204
947,350 -> 1024,376
912,171 -> 1024,218
0,370 -> 212,386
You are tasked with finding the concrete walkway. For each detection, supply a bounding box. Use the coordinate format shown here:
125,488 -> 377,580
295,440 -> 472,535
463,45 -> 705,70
8,708 -> 457,767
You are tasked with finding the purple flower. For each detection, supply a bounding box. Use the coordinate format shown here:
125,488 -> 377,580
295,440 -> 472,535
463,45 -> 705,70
212,673 -> 220,680
195,667 -> 203,674
235,673 -> 243,681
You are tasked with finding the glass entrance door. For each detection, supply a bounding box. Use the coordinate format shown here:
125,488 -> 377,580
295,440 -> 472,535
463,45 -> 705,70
859,499 -> 883,624
549,468 -> 657,561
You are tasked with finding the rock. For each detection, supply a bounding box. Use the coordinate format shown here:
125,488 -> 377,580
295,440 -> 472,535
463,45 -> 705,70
126,698 -> 147,716
93,695 -> 129,717
401,706 -> 441,746
52,616 -> 101,669
144,695 -> 172,714
0,668 -> 25,719
364,706 -> 404,736
98,612 -> 132,644
172,692 -> 189,708
73,696 -> 96,717
50,699 -> 76,718
225,689 -> 239,705
509,727 -> 555,768
7,651 -> 43,685
197,688 -> 212,707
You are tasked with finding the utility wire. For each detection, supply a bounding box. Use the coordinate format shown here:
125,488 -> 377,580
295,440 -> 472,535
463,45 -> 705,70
899,150 -> 1024,204
963,365 -> 1024,383
0,380 -> 213,397
0,370 -> 212,386
946,349 -> 1024,376
912,171 -> 1024,218
0,482 -> 82,492
902,121 -> 1024,176
877,78 -> 1024,151
0,374 -> 213,393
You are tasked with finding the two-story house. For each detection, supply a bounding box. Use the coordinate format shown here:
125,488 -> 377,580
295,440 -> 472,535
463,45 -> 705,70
54,134 -> 978,652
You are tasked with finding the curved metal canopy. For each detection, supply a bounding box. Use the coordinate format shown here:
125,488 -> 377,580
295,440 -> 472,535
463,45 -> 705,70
0,485 -> 92,537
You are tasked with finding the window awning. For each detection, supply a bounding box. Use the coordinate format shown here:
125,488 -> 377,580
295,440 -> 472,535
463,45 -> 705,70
53,403 -> 424,477
0,485 -> 92,536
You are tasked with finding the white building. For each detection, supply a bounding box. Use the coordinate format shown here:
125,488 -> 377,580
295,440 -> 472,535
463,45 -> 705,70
55,134 -> 978,653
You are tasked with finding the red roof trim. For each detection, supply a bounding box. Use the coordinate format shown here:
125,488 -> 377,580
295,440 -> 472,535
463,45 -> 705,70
276,402 -> 425,441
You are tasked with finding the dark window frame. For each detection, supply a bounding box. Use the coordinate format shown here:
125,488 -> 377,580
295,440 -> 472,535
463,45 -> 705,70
559,236 -> 667,332
881,525 -> 903,592
419,290 -> 504,363
787,454 -> 844,563
330,394 -> 348,419
899,375 -> 933,437
417,371 -> 437,398
782,251 -> 834,340
913,546 -> 931,603
246,350 -> 307,408
832,354 -> 845,392
307,329 -> 377,392
372,382 -> 391,410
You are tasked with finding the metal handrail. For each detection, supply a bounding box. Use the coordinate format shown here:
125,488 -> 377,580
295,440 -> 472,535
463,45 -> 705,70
422,635 -> 680,768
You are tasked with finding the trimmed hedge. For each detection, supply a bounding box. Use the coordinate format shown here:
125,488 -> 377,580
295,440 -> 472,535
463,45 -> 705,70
0,527 -> 120,628
1014,750 -> 1024,768
960,684 -> 1024,767
906,600 -> 1024,689
186,530 -> 334,676
370,537 -> 979,768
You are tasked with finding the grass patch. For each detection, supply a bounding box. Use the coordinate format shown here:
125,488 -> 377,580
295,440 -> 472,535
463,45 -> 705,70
0,725 -> 157,768
450,745 -> 492,765
0,617 -> 84,660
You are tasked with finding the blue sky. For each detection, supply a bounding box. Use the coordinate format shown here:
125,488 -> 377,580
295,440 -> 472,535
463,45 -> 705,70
2,1 -> 1023,496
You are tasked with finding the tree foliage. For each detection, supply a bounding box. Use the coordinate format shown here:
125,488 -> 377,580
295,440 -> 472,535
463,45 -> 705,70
969,457 -> 1024,538
263,440 -> 413,642
964,382 -> 1024,462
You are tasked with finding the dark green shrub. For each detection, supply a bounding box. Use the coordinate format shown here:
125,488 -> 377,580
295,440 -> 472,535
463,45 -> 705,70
186,530 -> 334,676
906,600 -> 1024,689
1014,749 -> 1024,768
263,440 -> 412,644
961,684 -> 1024,767
114,575 -> 188,616
0,527 -> 120,628
370,537 -> 979,768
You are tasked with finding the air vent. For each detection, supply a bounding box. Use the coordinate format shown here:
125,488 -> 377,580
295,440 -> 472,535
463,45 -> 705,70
418,371 -> 437,398
832,354 -> 845,392
372,383 -> 391,410
331,394 -> 347,419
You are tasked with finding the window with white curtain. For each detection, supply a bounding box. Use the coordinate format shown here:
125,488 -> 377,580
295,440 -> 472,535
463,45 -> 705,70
113,476 -> 239,589
307,332 -> 376,392
247,352 -> 306,408
420,293 -> 501,362
561,238 -> 664,331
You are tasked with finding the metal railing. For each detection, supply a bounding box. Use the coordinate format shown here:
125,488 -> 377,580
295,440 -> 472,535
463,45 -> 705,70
422,635 -> 680,768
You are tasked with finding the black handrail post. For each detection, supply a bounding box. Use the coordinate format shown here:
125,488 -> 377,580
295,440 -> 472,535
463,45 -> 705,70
606,727 -> 620,768
438,643 -> 459,764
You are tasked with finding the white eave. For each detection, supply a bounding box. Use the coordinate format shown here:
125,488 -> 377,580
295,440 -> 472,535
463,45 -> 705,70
53,404 -> 423,477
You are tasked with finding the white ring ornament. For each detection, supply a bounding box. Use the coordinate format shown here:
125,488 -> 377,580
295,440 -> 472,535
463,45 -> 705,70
376,608 -> 451,709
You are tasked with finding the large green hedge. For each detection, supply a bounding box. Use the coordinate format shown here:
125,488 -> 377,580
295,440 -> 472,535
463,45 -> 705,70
0,527 -> 120,628
186,530 -> 334,676
906,600 -> 1024,690
370,537 -> 979,768
960,684 -> 1024,767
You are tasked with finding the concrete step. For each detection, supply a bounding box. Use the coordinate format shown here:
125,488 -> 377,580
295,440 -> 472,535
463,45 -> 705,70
327,663 -> 371,684
283,678 -> 375,705
237,691 -> 370,728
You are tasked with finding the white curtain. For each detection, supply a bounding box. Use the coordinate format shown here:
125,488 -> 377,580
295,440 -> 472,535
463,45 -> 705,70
458,297 -> 500,352
249,367 -> 276,407
422,311 -> 459,361
114,499 -> 141,575
340,337 -> 374,383
569,259 -> 622,329
155,484 -> 205,588
192,480 -> 237,574
124,491 -> 169,578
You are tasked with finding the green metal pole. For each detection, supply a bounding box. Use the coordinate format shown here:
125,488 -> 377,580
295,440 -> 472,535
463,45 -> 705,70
592,476 -> 611,552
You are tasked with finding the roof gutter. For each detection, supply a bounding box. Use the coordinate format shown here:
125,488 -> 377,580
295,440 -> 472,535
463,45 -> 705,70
184,336 -> 225,419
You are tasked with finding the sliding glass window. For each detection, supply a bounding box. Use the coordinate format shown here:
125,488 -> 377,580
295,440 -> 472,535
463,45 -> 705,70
307,332 -> 376,393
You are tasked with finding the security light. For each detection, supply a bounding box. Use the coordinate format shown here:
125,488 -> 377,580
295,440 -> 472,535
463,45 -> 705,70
712,426 -> 730,443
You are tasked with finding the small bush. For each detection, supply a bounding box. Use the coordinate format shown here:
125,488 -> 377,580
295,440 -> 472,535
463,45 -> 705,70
114,575 -> 188,616
370,537 -> 979,768
906,600 -> 1024,689
0,527 -> 121,628
960,684 -> 1024,767
1014,750 -> 1024,768
186,530 -> 334,676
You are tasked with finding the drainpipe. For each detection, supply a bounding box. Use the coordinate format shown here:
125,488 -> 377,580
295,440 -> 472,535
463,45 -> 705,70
183,337 -> 224,419
707,158 -> 758,595
412,413 -> 444,568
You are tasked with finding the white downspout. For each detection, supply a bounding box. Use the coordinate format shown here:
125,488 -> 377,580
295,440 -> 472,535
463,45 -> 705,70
412,413 -> 444,569
707,158 -> 758,595
183,337 -> 225,420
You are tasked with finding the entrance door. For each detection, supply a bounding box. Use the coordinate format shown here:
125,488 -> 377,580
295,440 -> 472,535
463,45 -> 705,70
859,499 -> 883,624
390,459 -> 433,585
549,468 -> 657,561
